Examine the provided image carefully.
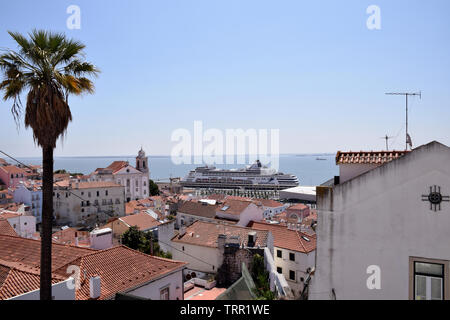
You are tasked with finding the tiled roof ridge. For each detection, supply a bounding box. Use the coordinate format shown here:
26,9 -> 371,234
0,234 -> 97,251
0,258 -> 66,280
79,244 -> 186,265
192,219 -> 260,232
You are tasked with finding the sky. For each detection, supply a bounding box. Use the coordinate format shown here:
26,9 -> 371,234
0,0 -> 449,157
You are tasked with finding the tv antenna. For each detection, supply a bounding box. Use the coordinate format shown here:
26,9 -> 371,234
380,135 -> 394,150
385,91 -> 421,151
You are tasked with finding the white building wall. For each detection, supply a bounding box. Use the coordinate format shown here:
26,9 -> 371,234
54,185 -> 125,226
157,221 -> 175,254
126,269 -> 184,300
171,242 -> 220,274
7,215 -> 36,239
13,185 -> 42,223
273,247 -> 315,296
236,204 -> 264,227
339,163 -> 379,184
311,142 -> 450,300
8,279 -> 75,300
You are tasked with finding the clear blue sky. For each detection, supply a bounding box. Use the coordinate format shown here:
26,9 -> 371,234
1,0 -> 449,157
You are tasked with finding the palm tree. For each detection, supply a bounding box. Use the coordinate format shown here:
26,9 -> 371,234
0,30 -> 99,300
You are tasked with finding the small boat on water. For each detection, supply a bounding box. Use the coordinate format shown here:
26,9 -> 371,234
316,157 -> 327,161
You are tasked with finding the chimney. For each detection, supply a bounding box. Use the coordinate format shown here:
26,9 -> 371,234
74,231 -> 79,247
334,176 -> 340,185
90,276 -> 101,299
217,234 -> 227,253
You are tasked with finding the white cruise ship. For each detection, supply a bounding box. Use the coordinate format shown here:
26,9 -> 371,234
180,160 -> 299,190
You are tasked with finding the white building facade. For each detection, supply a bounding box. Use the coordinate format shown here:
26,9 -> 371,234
90,149 -> 150,202
13,182 -> 42,223
53,181 -> 125,227
311,141 -> 450,300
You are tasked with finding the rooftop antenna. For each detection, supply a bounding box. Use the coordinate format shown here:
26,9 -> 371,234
385,91 -> 421,151
380,135 -> 394,150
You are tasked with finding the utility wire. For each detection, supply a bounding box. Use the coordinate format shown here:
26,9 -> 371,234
0,149 -> 117,222
2,149 -> 226,268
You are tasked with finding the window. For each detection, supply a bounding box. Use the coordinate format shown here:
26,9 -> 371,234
96,191 -> 99,197
277,267 -> 282,274
160,287 -> 170,300
289,253 -> 295,261
289,270 -> 295,281
414,261 -> 444,300
277,250 -> 282,258
105,190 -> 108,196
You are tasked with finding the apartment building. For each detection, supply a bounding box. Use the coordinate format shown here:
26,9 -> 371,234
53,180 -> 125,227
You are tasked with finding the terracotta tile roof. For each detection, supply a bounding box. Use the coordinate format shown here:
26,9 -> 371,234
0,235 -> 94,272
0,166 -> 27,175
216,199 -> 253,216
172,221 -> 269,248
54,180 -> 122,189
0,219 -> 17,237
73,246 -> 187,300
253,199 -> 284,208
336,150 -> 409,165
248,221 -> 316,253
287,203 -> 309,211
0,211 -> 21,219
126,199 -> 155,215
119,212 -> 161,231
52,228 -> 91,247
0,235 -> 187,300
0,158 -> 9,166
0,259 -> 66,300
178,201 -> 217,219
106,161 -> 129,174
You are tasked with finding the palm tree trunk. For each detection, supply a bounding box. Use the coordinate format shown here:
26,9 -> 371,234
40,145 -> 53,300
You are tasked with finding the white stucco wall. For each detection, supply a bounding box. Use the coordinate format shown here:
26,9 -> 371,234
126,269 -> 184,300
274,247 -> 315,295
171,242 -> 220,273
339,163 -> 379,184
7,215 -> 36,239
311,142 -> 450,300
8,279 -> 75,300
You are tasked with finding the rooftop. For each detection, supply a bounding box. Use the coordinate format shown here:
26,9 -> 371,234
336,150 -> 410,165
0,219 -> 17,237
73,245 -> 186,300
178,201 -> 217,219
54,180 -> 122,189
0,259 -> 66,300
106,161 -> 129,174
172,221 -> 269,248
0,166 -> 27,175
216,199 -> 253,216
248,221 -> 316,253
0,235 -> 187,300
119,212 -> 161,231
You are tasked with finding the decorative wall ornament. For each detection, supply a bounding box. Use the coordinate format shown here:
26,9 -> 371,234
421,185 -> 450,212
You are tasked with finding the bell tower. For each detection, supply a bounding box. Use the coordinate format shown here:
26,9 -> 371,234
136,147 -> 149,175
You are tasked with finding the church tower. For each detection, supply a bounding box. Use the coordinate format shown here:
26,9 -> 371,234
136,147 -> 149,175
